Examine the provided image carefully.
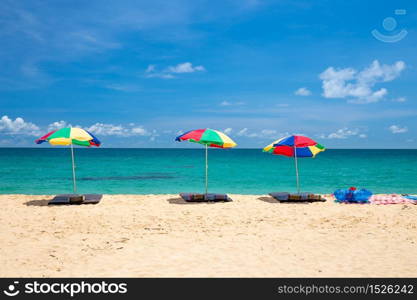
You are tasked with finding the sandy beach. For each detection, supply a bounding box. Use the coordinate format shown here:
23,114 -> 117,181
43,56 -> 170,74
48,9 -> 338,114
1,194 -> 416,277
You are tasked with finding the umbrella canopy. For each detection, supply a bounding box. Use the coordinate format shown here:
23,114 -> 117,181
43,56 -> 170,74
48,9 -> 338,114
263,135 -> 325,193
263,135 -> 324,157
35,127 -> 101,194
175,128 -> 236,194
175,128 -> 236,148
36,127 -> 100,147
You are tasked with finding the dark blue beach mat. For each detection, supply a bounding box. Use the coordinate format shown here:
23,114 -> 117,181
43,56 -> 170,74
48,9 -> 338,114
48,194 -> 103,205
180,193 -> 232,202
269,192 -> 326,203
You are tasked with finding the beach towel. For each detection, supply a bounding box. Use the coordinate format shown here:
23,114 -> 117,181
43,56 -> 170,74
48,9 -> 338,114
179,193 -> 232,202
269,192 -> 325,202
334,188 -> 372,203
403,195 -> 417,204
48,194 -> 102,205
369,194 -> 409,205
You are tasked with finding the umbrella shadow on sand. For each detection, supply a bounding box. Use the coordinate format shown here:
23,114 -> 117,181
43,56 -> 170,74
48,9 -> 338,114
257,196 -> 310,205
24,199 -> 50,206
167,197 -> 197,205
257,196 -> 277,203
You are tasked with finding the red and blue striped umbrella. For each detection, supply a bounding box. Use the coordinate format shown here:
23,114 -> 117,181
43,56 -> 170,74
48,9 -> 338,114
263,135 -> 325,157
263,135 -> 325,193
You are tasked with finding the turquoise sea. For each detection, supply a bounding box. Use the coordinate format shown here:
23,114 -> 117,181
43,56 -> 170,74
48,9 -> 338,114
0,148 -> 416,194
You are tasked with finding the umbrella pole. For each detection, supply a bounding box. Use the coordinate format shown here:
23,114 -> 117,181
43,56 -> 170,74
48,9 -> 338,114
70,143 -> 77,194
205,144 -> 208,195
293,144 -> 300,194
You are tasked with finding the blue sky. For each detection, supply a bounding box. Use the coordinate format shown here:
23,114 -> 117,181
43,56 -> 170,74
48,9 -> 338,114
0,0 -> 416,148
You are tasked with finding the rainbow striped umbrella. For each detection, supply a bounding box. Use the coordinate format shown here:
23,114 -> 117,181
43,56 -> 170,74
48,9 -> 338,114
35,128 -> 101,194
176,128 -> 237,194
263,135 -> 325,193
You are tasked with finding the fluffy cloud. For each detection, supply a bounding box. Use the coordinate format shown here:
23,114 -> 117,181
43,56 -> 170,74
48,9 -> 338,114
86,123 -> 151,137
237,128 -> 280,139
131,127 -> 148,136
0,115 -> 40,136
145,62 -> 205,79
389,125 -> 408,134
0,116 -> 160,142
167,62 -> 205,73
294,87 -> 311,96
145,65 -> 174,79
47,120 -> 158,139
87,123 -> 128,136
319,60 -> 405,103
319,128 -> 366,139
47,120 -> 73,131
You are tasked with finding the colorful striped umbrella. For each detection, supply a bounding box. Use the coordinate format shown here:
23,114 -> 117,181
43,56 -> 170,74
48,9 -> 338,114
35,128 -> 101,194
176,128 -> 237,194
263,135 -> 325,193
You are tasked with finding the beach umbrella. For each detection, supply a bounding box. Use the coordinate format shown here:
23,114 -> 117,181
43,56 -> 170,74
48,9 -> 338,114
175,128 -> 237,194
263,135 -> 325,193
35,127 -> 101,194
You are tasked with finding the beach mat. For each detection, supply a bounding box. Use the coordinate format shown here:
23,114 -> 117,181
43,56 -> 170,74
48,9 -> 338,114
269,192 -> 325,203
179,193 -> 232,202
48,194 -> 102,205
369,194 -> 411,205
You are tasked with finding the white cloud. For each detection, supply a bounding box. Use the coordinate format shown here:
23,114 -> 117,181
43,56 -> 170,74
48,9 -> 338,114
145,65 -> 156,73
237,128 -> 262,138
319,128 -> 365,139
47,120 -> 71,131
144,67 -> 175,79
149,129 -> 159,141
131,127 -> 148,136
105,84 -> 140,92
167,62 -> 205,73
294,87 -> 311,96
86,123 -> 151,137
87,123 -> 128,136
392,97 -> 406,102
319,60 -> 405,103
220,101 -> 245,106
237,128 -> 280,138
0,115 -> 40,136
237,128 -> 249,136
389,125 -> 408,134
224,128 -> 233,135
145,62 -> 205,79
260,129 -> 277,136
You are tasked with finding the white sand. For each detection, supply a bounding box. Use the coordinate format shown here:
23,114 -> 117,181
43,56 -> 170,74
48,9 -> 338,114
0,194 -> 416,277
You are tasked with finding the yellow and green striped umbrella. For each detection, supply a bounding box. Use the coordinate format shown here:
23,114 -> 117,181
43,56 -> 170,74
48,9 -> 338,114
175,128 -> 237,194
35,127 -> 101,194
